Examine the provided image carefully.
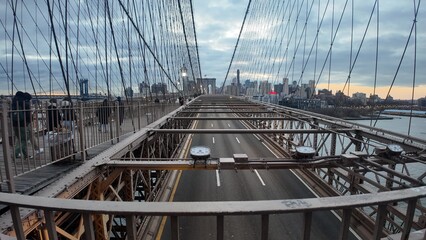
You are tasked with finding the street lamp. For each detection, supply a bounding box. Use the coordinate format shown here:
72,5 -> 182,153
181,65 -> 187,77
180,65 -> 188,96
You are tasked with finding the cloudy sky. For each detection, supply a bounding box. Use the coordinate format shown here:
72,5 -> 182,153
192,0 -> 426,99
1,0 -> 425,100
192,0 -> 247,78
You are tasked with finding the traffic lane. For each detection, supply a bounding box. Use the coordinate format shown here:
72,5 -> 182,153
172,114 -> 356,240
174,115 -> 302,239
229,119 -> 357,239
215,120 -> 315,239
174,126 -> 306,239
174,115 -> 263,239
231,121 -> 356,239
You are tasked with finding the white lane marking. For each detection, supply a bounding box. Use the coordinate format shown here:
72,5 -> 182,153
227,123 -> 231,128
254,170 -> 266,186
211,123 -> 214,127
235,137 -> 241,144
216,170 -> 221,187
253,134 -> 260,141
212,137 -> 215,144
260,140 -> 361,239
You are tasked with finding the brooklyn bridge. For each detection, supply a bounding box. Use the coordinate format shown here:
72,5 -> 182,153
0,1 -> 425,239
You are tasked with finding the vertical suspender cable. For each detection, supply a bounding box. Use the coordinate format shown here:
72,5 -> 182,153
220,0 -> 253,94
190,0 -> 202,80
373,1 -> 421,127
370,0 -> 380,127
408,0 -> 418,136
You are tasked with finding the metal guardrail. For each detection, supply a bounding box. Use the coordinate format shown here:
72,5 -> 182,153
1,96 -> 425,239
0,99 -> 178,185
0,186 -> 424,240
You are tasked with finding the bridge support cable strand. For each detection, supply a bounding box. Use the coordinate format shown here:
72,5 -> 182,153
178,0 -> 196,96
260,1 -> 289,86
9,0 -> 38,98
2,0 -> 56,95
408,0 -> 418,136
370,0 -> 380,127
327,0 -> 334,92
290,0 -> 321,99
105,0 -> 128,101
311,0 -> 349,99
219,0 -> 252,94
56,0 -> 86,98
373,0 -> 421,128
293,0 -> 332,99
117,0 -> 182,95
270,1 -> 292,84
46,0 -> 74,101
106,0 -> 137,132
190,0 -> 202,80
84,0 -> 108,95
283,0 -> 317,89
341,0 -> 379,94
347,0 -> 354,96
104,1 -> 111,99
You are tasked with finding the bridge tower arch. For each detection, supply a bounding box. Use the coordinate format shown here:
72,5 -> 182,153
197,78 -> 216,95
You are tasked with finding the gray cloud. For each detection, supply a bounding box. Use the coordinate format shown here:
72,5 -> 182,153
206,0 -> 426,96
1,0 -> 424,99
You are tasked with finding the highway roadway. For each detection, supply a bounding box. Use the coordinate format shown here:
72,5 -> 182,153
160,112 -> 358,240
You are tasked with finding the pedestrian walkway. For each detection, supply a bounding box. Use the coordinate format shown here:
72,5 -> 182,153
0,103 -> 179,196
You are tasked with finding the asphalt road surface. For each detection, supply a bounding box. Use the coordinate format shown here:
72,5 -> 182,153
161,112 -> 358,240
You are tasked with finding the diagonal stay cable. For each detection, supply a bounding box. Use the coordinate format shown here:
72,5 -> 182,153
373,0 -> 421,127
220,0 -> 253,94
46,0 -> 72,101
190,0 -> 202,80
117,0 -> 182,95
177,0 -> 196,94
10,0 -> 38,98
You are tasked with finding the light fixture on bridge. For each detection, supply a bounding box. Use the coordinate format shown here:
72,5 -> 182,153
180,65 -> 188,95
181,65 -> 187,77
190,146 -> 211,166
293,146 -> 316,159
375,144 -> 403,157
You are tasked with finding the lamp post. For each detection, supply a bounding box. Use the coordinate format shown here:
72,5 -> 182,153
180,65 -> 188,97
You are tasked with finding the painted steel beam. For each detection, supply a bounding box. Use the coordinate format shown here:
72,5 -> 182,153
171,117 -> 313,120
152,128 -> 354,134
0,187 -> 424,216
181,111 -> 272,113
101,158 -> 344,170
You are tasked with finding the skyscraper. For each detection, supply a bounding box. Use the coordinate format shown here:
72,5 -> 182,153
308,80 -> 316,97
283,78 -> 289,96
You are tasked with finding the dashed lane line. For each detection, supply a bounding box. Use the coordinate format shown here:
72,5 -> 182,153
216,170 -> 221,187
254,169 -> 266,186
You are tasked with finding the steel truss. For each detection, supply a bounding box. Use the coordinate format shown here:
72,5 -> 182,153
1,96 -> 425,239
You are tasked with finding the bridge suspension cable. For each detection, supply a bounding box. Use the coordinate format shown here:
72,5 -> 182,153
1,0 -> 201,99
225,0 -> 424,115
